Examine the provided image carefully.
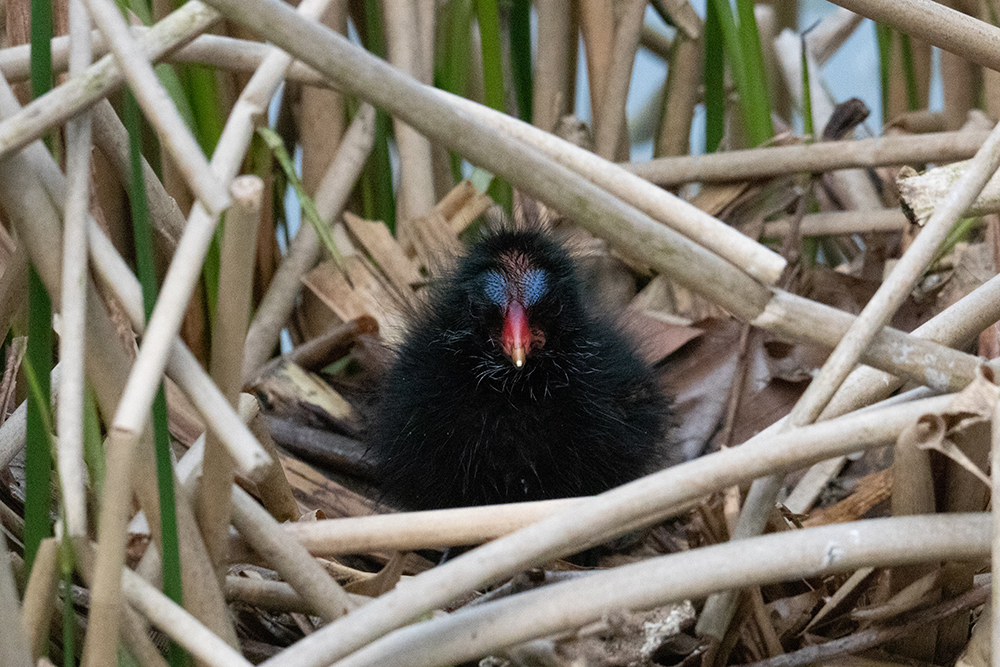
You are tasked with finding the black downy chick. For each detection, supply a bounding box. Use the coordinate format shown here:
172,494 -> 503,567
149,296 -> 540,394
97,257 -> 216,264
373,223 -> 672,511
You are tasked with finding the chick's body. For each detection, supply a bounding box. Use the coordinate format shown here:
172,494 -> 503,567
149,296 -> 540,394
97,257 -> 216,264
374,227 -> 672,510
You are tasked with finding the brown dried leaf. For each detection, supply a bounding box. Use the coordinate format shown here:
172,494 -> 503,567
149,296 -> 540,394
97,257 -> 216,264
301,255 -> 404,335
342,552 -> 405,597
342,212 -> 422,303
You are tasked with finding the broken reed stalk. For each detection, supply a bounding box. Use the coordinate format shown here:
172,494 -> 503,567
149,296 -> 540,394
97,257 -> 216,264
291,515 -> 993,667
628,130 -> 992,186
0,529 -> 32,667
56,0 -> 92,540
198,176 -> 263,569
0,1 -> 220,161
242,104 -> 375,382
280,392 -> 952,555
81,0 -> 229,214
594,0 -> 645,160
20,537 -> 59,658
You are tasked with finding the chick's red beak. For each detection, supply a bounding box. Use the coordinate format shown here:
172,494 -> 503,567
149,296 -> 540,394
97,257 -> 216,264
501,300 -> 532,368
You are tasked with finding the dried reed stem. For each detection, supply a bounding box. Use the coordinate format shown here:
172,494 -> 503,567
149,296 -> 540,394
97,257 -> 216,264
230,486 -> 351,622
57,0 -> 92,539
992,397 -> 1000,667
629,130 -> 992,186
121,568 -> 252,667
829,0 -> 1000,72
224,576 -> 367,615
532,0 -> 571,132
282,393 -> 951,556
435,89 -> 786,285
384,0 -> 435,231
578,0 -> 615,139
82,426 -> 139,667
91,99 -> 186,247
198,176 -> 263,568
593,0 -> 645,159
0,30 -> 330,87
765,210 -> 908,236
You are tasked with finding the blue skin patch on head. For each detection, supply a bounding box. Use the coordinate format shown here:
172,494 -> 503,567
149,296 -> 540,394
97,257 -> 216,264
523,269 -> 548,305
483,271 -> 507,306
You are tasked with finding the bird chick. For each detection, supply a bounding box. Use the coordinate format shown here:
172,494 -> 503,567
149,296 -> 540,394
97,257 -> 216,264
372,223 -> 673,510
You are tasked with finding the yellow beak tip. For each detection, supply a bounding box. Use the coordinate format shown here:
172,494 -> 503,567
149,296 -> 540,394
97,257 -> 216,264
511,347 -> 526,368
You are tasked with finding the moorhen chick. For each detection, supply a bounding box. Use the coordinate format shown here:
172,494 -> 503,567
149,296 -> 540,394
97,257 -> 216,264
372,221 -> 673,510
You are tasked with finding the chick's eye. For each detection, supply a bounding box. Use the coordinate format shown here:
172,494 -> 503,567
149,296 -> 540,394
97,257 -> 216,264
522,269 -> 548,305
482,270 -> 507,306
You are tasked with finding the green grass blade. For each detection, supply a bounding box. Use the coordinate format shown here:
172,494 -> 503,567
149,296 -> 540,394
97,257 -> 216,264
899,32 -> 919,112
124,91 -> 187,667
30,0 -> 53,100
83,385 -> 105,499
509,0 -> 532,122
800,34 -> 814,141
735,0 -> 773,144
180,64 -> 223,154
258,127 -> 349,274
704,0 -> 725,153
114,0 -> 152,24
360,0 -> 397,232
25,0 -> 55,576
875,23 -> 892,125
23,269 -> 53,574
708,0 -> 746,99
475,0 -> 512,212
